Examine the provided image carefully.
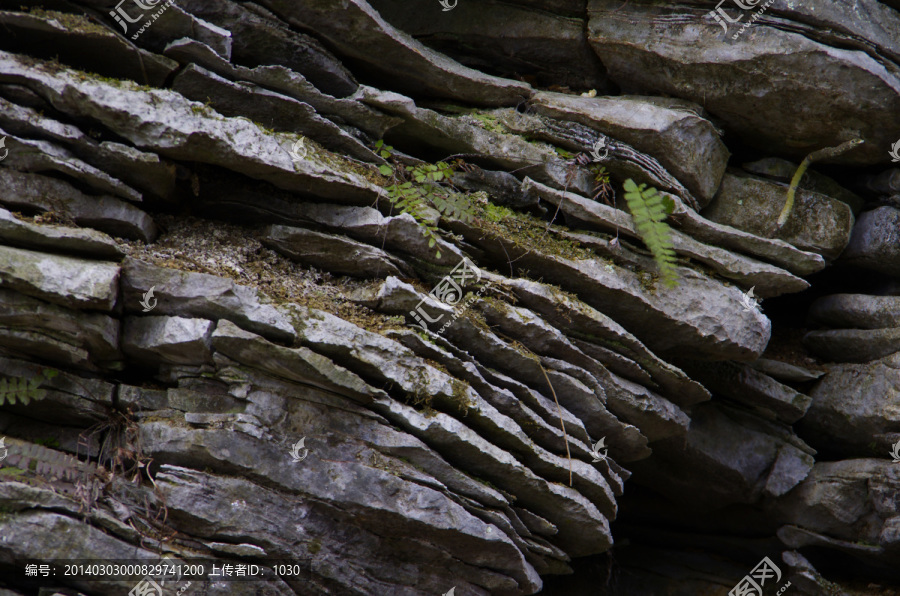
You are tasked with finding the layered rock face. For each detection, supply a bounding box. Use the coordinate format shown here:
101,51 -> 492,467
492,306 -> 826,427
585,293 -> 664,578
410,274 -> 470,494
0,1 -> 898,595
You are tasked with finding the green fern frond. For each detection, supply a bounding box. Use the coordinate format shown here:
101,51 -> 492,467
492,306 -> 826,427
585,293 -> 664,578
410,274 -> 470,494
623,179 -> 679,287
375,140 -> 477,258
0,369 -> 56,406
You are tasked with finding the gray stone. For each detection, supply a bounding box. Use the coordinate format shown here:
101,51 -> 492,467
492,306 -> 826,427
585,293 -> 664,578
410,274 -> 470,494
703,173 -> 854,260
866,168 -> 900,195
775,459 -> 900,555
171,64 -> 381,163
121,258 -> 295,343
529,92 -> 729,205
285,302 -> 620,518
840,207 -> 900,276
358,87 -> 586,195
587,0 -> 900,165
163,39 -> 399,138
803,328 -> 900,363
174,0 -> 358,96
0,355 -> 114,425
749,358 -> 824,383
0,289 -> 119,369
446,219 -> 771,361
0,169 -> 157,242
260,224 -> 413,278
385,328 -> 600,469
256,0 -> 533,106
0,245 -> 119,311
0,129 -> 142,202
356,276 -> 652,463
370,0 -> 607,91
742,157 -> 864,214
665,192 -> 826,277
131,3 -> 232,59
809,293 -> 900,329
629,402 -> 814,507
799,352 -> 900,456
0,95 -> 177,202
0,207 -> 122,259
277,205 -> 465,267
0,51 -> 382,206
211,320 -> 377,405
525,178 -> 809,298
680,361 -> 812,424
0,9 -> 177,86
500,275 -> 710,408
122,316 -> 215,365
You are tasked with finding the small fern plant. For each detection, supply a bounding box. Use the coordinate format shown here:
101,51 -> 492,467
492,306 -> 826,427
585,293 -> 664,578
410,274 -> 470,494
0,368 -> 58,406
622,179 -> 679,287
375,140 -> 476,258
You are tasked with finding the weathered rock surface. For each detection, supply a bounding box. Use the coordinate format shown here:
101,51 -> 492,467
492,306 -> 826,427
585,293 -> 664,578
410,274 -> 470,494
840,207 -> 900,276
0,245 -> 119,311
122,316 -> 216,365
799,352 -> 900,457
775,459 -> 900,568
703,172 -> 855,260
0,169 -> 158,242
525,178 -> 809,297
809,294 -> 900,330
0,51 -> 382,205
630,402 -> 815,506
0,289 -> 119,369
803,328 -> 900,363
0,207 -> 122,259
587,0 -> 900,164
529,91 -> 729,205
256,0 -> 533,106
121,258 -> 295,343
680,360 -> 812,424
742,156 -> 865,214
260,224 -> 414,278
0,1 -> 897,593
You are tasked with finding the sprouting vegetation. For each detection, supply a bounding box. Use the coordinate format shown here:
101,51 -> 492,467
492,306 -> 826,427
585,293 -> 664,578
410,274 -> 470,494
0,369 -> 57,406
622,179 -> 679,287
375,140 -> 479,258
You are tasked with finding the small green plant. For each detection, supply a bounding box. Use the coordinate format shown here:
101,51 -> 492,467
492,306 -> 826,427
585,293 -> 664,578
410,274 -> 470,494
622,179 -> 679,287
588,164 -> 615,204
34,437 -> 61,449
0,369 -> 58,406
375,140 -> 477,258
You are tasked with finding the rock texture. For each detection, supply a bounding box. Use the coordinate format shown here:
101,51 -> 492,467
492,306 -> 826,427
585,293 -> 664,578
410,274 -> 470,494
1,1 -> 899,595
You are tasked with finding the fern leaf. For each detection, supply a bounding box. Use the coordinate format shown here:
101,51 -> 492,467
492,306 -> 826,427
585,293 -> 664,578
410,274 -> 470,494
623,179 -> 680,287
